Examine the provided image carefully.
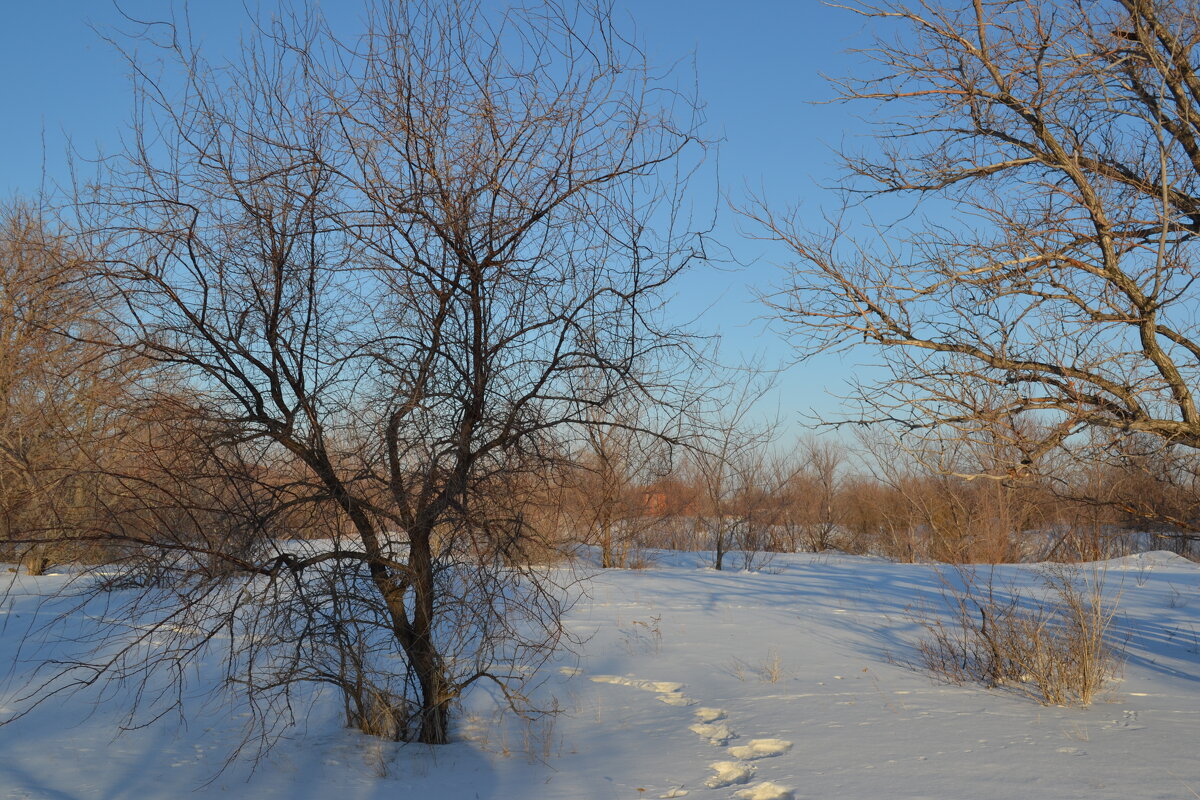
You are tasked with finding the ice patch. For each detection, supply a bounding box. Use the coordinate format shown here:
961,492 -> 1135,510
734,781 -> 795,800
727,738 -> 793,760
588,675 -> 684,693
689,722 -> 735,745
693,707 -> 727,723
705,760 -> 754,788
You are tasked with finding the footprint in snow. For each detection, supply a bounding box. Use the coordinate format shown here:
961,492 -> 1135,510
733,780 -> 796,800
704,760 -> 754,788
588,675 -> 695,706
688,721 -> 735,745
588,675 -> 684,694
583,674 -> 797,798
727,738 -> 793,760
690,707 -> 736,743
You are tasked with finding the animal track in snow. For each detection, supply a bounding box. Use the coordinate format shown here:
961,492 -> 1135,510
704,760 -> 754,788
693,707 -> 727,723
733,780 -> 796,800
688,721 -> 735,745
727,738 -> 793,760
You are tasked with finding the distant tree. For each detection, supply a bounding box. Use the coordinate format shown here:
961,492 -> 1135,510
687,374 -> 777,570
569,395 -> 675,569
0,201 -> 128,574
795,437 -> 847,552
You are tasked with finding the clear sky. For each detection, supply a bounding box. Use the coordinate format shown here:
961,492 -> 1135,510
0,1 -> 884,434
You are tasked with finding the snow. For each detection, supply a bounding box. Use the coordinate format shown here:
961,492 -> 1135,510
733,780 -> 794,800
727,739 -> 793,760
705,760 -> 754,788
590,676 -> 686,694
1,549 -> 1200,798
689,721 -> 736,745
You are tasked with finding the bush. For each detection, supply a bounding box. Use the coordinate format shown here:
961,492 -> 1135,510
911,564 -> 1121,706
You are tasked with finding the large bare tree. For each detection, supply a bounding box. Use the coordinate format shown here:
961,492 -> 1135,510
14,0 -> 705,748
750,0 -> 1200,525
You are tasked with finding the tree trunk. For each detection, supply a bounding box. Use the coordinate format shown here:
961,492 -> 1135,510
406,520 -> 451,744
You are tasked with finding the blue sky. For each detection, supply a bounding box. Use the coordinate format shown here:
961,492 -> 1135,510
0,1 -> 884,433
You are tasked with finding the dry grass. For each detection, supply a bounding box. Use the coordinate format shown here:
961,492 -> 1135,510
723,657 -> 749,682
911,564 -> 1121,706
758,649 -> 784,683
627,550 -> 657,570
724,650 -> 785,683
619,614 -> 663,655
348,687 -> 410,741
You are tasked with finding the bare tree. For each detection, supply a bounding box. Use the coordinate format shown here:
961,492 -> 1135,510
14,0 -> 705,749
568,395 -> 675,568
686,374 -> 777,570
848,427 -> 1053,563
794,437 -> 847,552
726,444 -> 795,570
749,0 -> 1200,531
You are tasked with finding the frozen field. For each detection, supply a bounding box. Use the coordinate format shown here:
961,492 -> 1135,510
1,550 -> 1198,799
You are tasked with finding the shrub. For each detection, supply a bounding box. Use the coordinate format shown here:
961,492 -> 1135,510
911,564 -> 1120,706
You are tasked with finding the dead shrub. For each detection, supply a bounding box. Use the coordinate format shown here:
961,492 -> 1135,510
911,564 -> 1121,706
349,687 -> 411,742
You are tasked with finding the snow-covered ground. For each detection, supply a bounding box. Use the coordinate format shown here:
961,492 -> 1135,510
2,550 -> 1199,799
